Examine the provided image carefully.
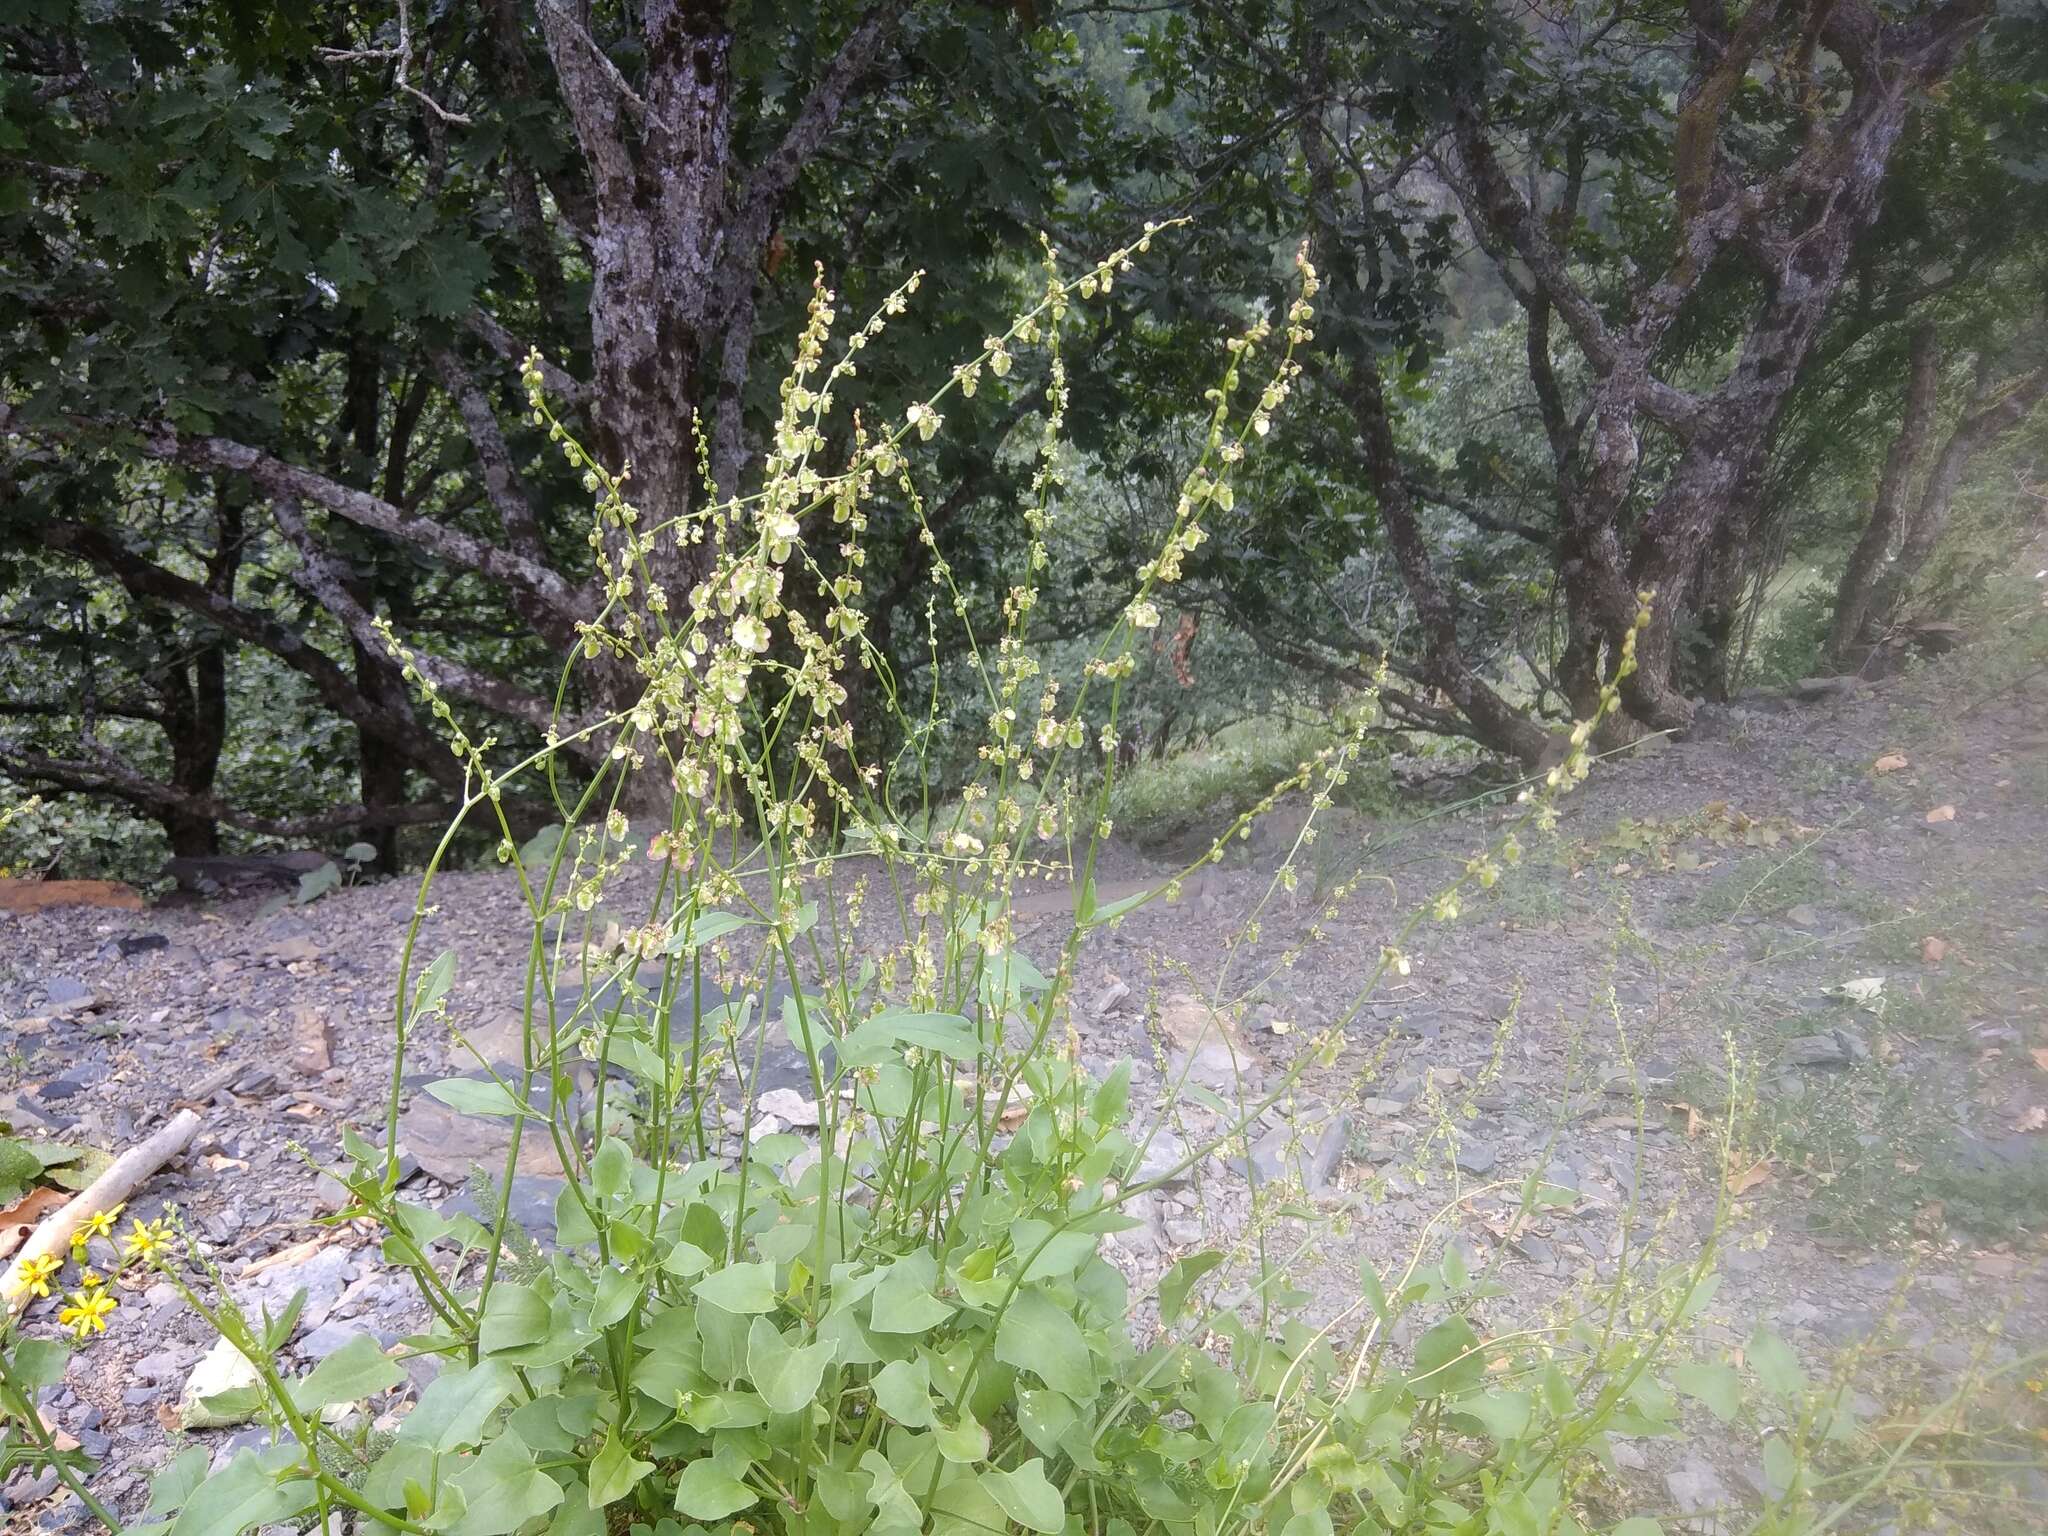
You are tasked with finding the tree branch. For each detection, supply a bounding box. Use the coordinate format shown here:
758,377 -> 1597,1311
721,0 -> 911,312
0,742 -> 520,839
535,0 -> 641,204
32,519 -> 459,787
2,402 -> 592,622
465,311 -> 587,408
270,497 -> 587,741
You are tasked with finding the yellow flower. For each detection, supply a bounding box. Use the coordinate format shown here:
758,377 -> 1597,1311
120,1219 -> 174,1264
79,1203 -> 125,1240
78,1268 -> 104,1289
56,1288 -> 117,1339
18,1254 -> 61,1299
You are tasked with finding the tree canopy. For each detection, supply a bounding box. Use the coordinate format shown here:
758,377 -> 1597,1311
4,0 -> 2044,874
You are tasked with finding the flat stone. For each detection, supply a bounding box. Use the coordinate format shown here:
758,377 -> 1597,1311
44,977 -> 92,1007
116,933 -> 169,958
289,1007 -> 334,1075
1455,1140 -> 1499,1176
295,1321 -> 369,1361
398,1073 -> 566,1186
1663,1454 -> 1736,1529
235,1245 -> 354,1332
1237,1114 -> 1350,1194
1782,1028 -> 1866,1068
757,1087 -> 820,1127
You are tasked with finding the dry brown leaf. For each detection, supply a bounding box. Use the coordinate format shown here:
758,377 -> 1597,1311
1726,1158 -> 1773,1196
1925,804 -> 1956,823
0,1186 -> 71,1260
1874,753 -> 1910,774
2015,1106 -> 2047,1134
1920,936 -> 1950,965
2030,1047 -> 2048,1072
1666,1101 -> 1702,1138
204,1153 -> 249,1173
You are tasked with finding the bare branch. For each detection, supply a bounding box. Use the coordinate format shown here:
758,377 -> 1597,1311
0,742 -> 524,839
32,518 -> 458,785
271,498 -> 589,742
536,0 -> 642,202
315,0 -> 474,125
465,311 -> 587,407
722,0 -> 911,309
2,402 -> 592,622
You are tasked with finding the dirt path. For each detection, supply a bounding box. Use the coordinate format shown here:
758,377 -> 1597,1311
3,589 -> 2045,1528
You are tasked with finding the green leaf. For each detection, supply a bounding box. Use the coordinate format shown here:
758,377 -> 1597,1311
1748,1328 -> 1806,1401
937,1411 -> 989,1463
872,1357 -> 937,1427
845,1009 -> 982,1063
663,910 -> 756,953
748,1316 -> 837,1414
1464,1388 -> 1532,1444
479,1282 -> 552,1353
674,1459 -> 759,1519
9,1338 -> 70,1393
1358,1260 -> 1390,1322
995,1287 -> 1094,1400
871,1259 -> 955,1333
1159,1250 -> 1224,1324
981,1458 -> 1065,1533
398,1358 -> 519,1451
591,1137 -> 632,1200
694,1260 -> 779,1314
413,949 -> 458,1017
589,1266 -> 645,1331
1305,1442 -> 1367,1492
166,1447 -> 313,1536
424,1077 -> 534,1119
1674,1362 -> 1742,1423
1410,1316 -> 1485,1398
447,1426 -> 564,1536
662,1239 -> 714,1277
1016,1390 -> 1076,1457
587,1426 -> 653,1508
144,1447 -> 209,1515
293,862 -> 340,905
1614,1521 -> 1666,1536
0,1137 -> 41,1205
289,1334 -> 402,1412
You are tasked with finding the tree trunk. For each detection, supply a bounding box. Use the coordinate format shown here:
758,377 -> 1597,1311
160,662 -> 224,858
1880,361 -> 2048,616
1688,504 -> 1755,702
1830,322 -> 1940,663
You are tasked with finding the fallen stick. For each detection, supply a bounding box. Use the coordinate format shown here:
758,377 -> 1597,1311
2,1109 -> 203,1314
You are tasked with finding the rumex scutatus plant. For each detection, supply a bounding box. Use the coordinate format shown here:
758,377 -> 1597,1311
17,239 -> 2025,1536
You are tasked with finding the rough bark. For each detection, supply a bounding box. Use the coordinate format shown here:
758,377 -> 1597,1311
1296,52 -> 1551,766
1830,322 -> 1940,661
536,0 -> 910,612
1441,0 -> 1991,738
1882,360 -> 2048,613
